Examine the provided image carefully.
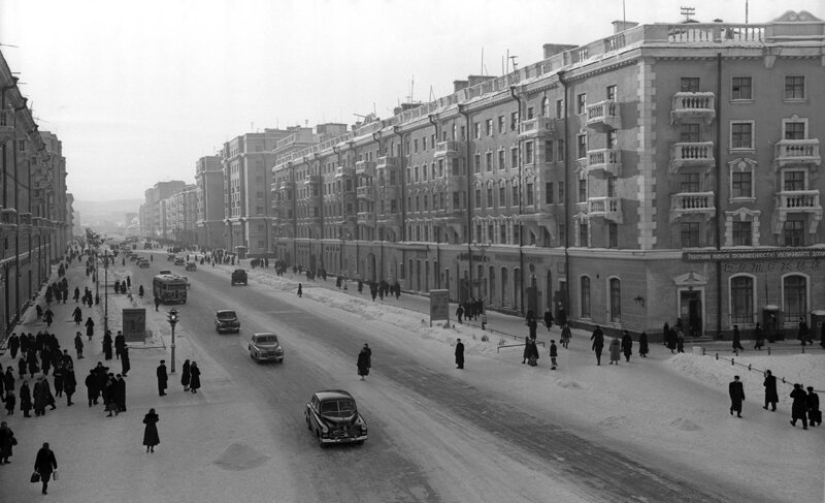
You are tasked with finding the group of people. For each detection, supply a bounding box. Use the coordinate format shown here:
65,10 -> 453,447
156,359 -> 201,395
590,327 -> 650,366
455,299 -> 484,324
729,372 -> 820,430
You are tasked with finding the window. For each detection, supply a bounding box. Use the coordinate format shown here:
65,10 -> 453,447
579,221 -> 589,247
545,182 -> 554,204
474,122 -> 481,139
783,275 -> 807,321
475,189 -> 482,209
525,141 -> 534,164
783,171 -> 805,191
500,225 -> 507,244
541,97 -> 549,117
580,276 -> 591,318
784,76 -> 805,100
577,134 -> 587,159
731,77 -> 752,100
606,85 -> 617,100
499,187 -> 506,206
527,107 -> 534,120
680,173 -> 701,193
607,129 -> 618,149
681,222 -> 700,248
526,183 -> 533,206
608,222 -> 618,248
414,167 -> 420,182
486,119 -> 493,136
556,99 -> 564,119
732,221 -> 752,246
423,137 -> 427,151
487,188 -> 494,208
557,139 -> 565,161
576,93 -> 587,114
681,77 -> 700,92
558,181 -> 564,203
784,219 -> 804,247
414,139 -> 418,153
730,276 -> 755,324
511,148 -> 518,168
510,112 -> 519,131
474,154 -> 481,173
512,186 -> 519,206
578,179 -> 587,202
452,192 -> 459,209
731,122 -> 753,150
498,115 -> 505,133
544,140 -> 554,163
784,122 -> 806,140
680,124 -> 700,143
731,171 -> 752,198
609,278 -> 621,322
498,150 -> 505,171
486,152 -> 493,172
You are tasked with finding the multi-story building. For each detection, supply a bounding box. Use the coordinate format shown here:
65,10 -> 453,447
272,11 -> 825,339
195,156 -> 224,250
140,181 -> 186,239
164,185 -> 197,246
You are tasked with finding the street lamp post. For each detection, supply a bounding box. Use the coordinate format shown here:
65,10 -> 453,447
167,308 -> 179,374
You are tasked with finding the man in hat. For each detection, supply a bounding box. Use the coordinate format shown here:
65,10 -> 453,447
729,375 -> 745,418
156,360 -> 168,396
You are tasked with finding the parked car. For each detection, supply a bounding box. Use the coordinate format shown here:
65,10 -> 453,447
215,310 -> 240,334
231,268 -> 248,286
304,390 -> 368,447
185,261 -> 197,271
248,333 -> 284,363
174,257 -> 185,266
138,260 -> 150,269
129,254 -> 138,261
159,270 -> 172,275
167,254 -> 176,262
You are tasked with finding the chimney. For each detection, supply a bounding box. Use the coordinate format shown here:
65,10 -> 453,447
453,80 -> 469,92
612,20 -> 639,33
543,44 -> 578,59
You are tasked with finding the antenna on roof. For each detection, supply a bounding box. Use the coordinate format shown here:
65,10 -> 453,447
480,47 -> 484,75
680,6 -> 695,23
509,55 -> 519,72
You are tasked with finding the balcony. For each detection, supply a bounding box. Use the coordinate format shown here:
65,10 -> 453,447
670,142 -> 715,172
18,212 -> 32,226
376,156 -> 399,170
355,160 -> 376,177
357,211 -> 376,225
777,190 -> 822,231
587,196 -> 622,223
669,192 -> 715,222
586,149 -> 622,177
0,208 -> 17,229
357,186 -> 374,201
670,92 -> 716,125
434,141 -> 464,158
376,213 -> 402,226
335,165 -> 355,179
774,139 -> 820,169
586,100 -> 621,130
518,119 -> 555,139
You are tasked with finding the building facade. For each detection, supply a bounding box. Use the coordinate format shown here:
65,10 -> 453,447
271,11 -> 825,339
194,156 -> 224,250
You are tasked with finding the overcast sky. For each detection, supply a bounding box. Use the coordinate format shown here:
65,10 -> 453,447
2,0 -> 823,202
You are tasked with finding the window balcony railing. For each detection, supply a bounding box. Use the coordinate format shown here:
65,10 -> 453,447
434,141 -> 464,158
355,160 -> 376,177
587,196 -> 622,223
774,139 -> 820,169
585,100 -> 621,130
335,165 -> 355,179
669,192 -> 715,222
18,212 -> 31,226
376,156 -> 399,170
777,190 -> 820,211
357,186 -> 374,200
357,211 -> 376,225
670,141 -> 715,172
0,208 -> 17,228
518,118 -> 555,139
670,92 -> 716,124
586,148 -> 622,177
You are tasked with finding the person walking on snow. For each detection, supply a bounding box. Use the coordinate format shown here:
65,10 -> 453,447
33,442 -> 58,495
807,387 -> 821,427
455,338 -> 465,369
560,323 -> 571,349
143,408 -> 160,453
790,383 -> 808,429
621,331 -> 633,362
297,283 -> 302,298
181,359 -> 191,391
455,305 -> 464,324
591,326 -> 605,366
189,362 -> 201,393
85,317 -> 95,341
156,360 -> 168,396
763,370 -> 778,412
72,307 -> 83,325
732,325 -> 744,352
729,375 -> 745,418
609,337 -> 621,365
357,345 -> 371,380
549,340 -> 558,370
638,332 -> 649,357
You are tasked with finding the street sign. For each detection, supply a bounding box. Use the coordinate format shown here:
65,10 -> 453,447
122,308 -> 146,343
429,289 -> 450,327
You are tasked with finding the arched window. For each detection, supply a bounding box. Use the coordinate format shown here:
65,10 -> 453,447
580,276 -> 591,318
783,275 -> 808,322
730,275 -> 755,324
609,277 -> 621,322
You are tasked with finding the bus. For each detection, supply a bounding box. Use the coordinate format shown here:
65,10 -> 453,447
152,274 -> 188,304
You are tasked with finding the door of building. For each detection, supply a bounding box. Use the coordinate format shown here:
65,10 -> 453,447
680,290 -> 703,337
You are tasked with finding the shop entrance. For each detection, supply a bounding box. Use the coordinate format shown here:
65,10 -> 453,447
680,290 -> 703,337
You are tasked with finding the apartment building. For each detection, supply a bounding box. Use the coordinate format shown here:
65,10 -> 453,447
195,156 -> 224,250
271,11 -> 825,338
140,181 -> 187,239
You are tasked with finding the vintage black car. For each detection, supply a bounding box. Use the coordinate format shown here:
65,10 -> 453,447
305,390 -> 367,446
215,310 -> 240,334
231,268 -> 248,286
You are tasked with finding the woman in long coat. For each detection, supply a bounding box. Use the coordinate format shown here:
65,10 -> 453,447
621,331 -> 633,362
72,307 -> 83,325
102,331 -> 113,360
609,337 -> 622,365
85,317 -> 95,340
19,381 -> 32,417
181,360 -> 191,391
763,370 -> 778,411
143,408 -> 160,452
0,421 -> 15,464
357,348 -> 370,380
638,332 -> 649,357
188,362 -> 201,393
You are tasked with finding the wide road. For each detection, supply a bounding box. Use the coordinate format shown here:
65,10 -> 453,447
132,253 -> 749,503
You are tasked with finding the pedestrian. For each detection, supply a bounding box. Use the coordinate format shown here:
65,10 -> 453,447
526,339 -> 539,366
0,421 -> 15,463
297,283 -> 302,298
556,307 -> 567,328
121,346 -> 131,377
102,331 -> 114,360
666,327 -> 677,353
72,306 -> 83,325
549,340 -> 558,370
103,373 -> 119,417
790,383 -> 808,429
526,311 -> 538,340
556,324 -> 570,349
732,325 -> 744,352
156,360 -> 168,396
807,387 -> 821,427
676,329 -> 685,353
543,308 -> 554,331
638,332 -> 649,357
19,380 -> 32,417
591,326 -> 604,365
52,366 -> 64,398
609,337 -> 621,365
455,338 -> 465,369
357,345 -> 371,380
138,285 -> 144,298
63,367 -> 76,407
4,390 -> 15,416
85,317 -> 95,341
85,369 -> 99,407
798,317 -> 811,345
33,442 -> 58,494
154,296 -> 161,312
3,368 -> 14,401
115,374 -> 127,413
8,333 -> 19,360
189,362 -> 201,393
763,370 -> 778,412
455,305 -> 464,324
729,375 -> 745,418
143,408 -> 160,453
754,322 -> 765,350
43,308 -> 54,327
115,331 -> 125,359
73,287 -> 80,303
621,331 -> 633,362
181,359 -> 191,391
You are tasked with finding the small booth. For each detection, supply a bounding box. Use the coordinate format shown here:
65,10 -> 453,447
762,305 -> 783,342
810,310 -> 825,343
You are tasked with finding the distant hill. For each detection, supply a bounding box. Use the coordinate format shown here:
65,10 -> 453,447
74,199 -> 142,228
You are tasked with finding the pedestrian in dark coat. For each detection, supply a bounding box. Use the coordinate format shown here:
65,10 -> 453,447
4,368 -> 14,396
455,338 -> 465,369
526,339 -> 539,366
455,305 -> 464,324
73,287 -> 80,302
102,331 -> 114,360
754,323 -> 765,350
609,337 -> 621,365
115,374 -> 127,412
138,285 -> 144,298
732,325 -> 744,352
4,391 -> 15,416
121,346 -> 131,376
8,333 -> 19,359
115,331 -> 125,359
72,307 -> 83,325
43,308 -> 54,327
556,307 -> 567,328
297,283 -> 303,298
763,370 -> 778,411
85,317 -> 95,340
181,359 -> 191,391
33,442 -> 58,494
153,296 -> 161,312
19,381 -> 31,417
621,331 -> 633,362
638,332 -> 649,357
0,421 -> 14,462
143,408 -> 160,452
549,340 -> 558,370
729,375 -> 745,418
189,362 -> 201,393
85,369 -> 99,406
561,324 -> 571,348
357,346 -> 371,379
676,329 -> 685,353
63,367 -> 76,406
52,366 -> 64,398
156,360 -> 168,396
667,327 -> 677,353
543,309 -> 554,331
104,374 -> 118,417
798,318 -> 811,345
807,387 -> 821,427
591,326 -> 605,365
790,383 -> 808,429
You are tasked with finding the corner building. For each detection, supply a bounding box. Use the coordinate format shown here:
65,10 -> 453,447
272,11 -> 825,339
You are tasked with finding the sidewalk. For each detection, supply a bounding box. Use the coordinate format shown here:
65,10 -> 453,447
0,258 -> 291,503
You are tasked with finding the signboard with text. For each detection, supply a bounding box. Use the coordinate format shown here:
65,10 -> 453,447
429,289 -> 450,327
122,308 -> 146,343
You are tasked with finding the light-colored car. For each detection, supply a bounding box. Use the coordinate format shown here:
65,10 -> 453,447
185,261 -> 197,271
305,390 -> 367,447
248,333 -> 284,363
138,260 -> 150,269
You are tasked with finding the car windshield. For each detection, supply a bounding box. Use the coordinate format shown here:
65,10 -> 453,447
319,399 -> 356,417
255,336 -> 277,344
217,312 -> 237,320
